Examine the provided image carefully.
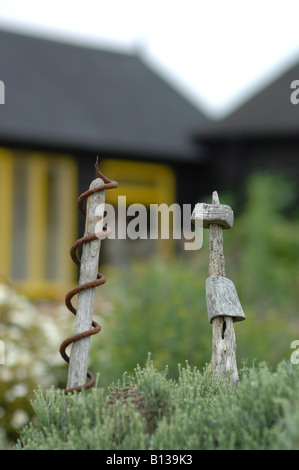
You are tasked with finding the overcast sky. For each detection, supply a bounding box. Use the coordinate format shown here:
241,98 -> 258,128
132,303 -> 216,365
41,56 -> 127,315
0,0 -> 299,118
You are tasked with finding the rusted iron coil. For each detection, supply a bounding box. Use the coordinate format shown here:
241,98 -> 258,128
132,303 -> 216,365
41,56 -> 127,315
60,158 -> 118,394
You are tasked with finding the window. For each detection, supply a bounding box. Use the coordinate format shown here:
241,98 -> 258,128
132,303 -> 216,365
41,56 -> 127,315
101,159 -> 175,207
100,159 -> 176,263
0,148 -> 77,298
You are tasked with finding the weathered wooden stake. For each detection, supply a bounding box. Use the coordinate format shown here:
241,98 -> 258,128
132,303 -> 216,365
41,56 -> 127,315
209,192 -> 239,385
192,191 -> 246,386
66,177 -> 105,391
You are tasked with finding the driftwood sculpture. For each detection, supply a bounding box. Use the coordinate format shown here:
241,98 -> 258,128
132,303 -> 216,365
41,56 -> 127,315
192,191 -> 246,385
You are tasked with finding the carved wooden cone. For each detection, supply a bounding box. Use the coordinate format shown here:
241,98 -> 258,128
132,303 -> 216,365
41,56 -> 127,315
192,191 -> 245,386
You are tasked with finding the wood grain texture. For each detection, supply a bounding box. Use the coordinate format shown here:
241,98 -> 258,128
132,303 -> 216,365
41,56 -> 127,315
66,178 -> 105,390
192,202 -> 234,229
211,315 -> 239,385
206,276 -> 246,323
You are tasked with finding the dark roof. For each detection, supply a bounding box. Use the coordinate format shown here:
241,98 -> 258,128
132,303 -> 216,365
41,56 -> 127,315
0,29 -> 207,161
197,60 -> 299,140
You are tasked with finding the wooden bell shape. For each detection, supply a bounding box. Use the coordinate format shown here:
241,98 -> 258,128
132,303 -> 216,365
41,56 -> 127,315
206,276 -> 246,323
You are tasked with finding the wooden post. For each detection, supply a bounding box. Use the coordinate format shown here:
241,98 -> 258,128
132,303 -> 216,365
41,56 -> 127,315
192,191 -> 246,386
209,192 -> 238,385
66,177 -> 105,391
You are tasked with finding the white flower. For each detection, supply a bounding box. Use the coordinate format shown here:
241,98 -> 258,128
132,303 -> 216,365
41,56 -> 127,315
7,383 -> 29,400
9,309 -> 35,328
11,409 -> 29,429
0,368 -> 14,382
0,284 -> 12,307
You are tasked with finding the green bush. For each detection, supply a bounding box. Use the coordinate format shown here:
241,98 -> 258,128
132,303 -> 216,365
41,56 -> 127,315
226,173 -> 299,315
89,256 -> 298,388
90,258 -> 211,387
1,171 -> 299,447
16,359 -> 299,450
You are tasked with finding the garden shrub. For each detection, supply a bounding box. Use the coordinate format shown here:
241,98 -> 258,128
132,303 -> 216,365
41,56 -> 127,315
16,358 -> 299,450
89,172 -> 299,386
90,258 -> 211,387
89,257 -> 298,387
1,171 -> 299,447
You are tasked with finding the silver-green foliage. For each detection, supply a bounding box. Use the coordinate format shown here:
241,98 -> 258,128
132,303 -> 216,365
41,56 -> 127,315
16,359 -> 299,450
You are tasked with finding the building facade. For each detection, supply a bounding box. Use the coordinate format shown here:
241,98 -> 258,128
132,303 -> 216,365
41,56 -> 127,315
0,29 -> 207,298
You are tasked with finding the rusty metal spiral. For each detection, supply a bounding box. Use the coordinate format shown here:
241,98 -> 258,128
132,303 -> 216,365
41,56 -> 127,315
60,157 -> 118,394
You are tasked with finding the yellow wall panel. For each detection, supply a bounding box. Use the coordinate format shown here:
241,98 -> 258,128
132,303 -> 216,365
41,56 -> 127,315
101,159 -> 176,206
0,148 -> 77,299
0,149 -> 13,280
